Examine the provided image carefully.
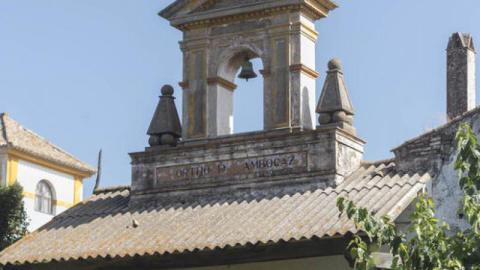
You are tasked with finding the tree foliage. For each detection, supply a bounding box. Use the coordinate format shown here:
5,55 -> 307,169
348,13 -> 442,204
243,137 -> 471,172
0,182 -> 29,251
337,123 -> 480,269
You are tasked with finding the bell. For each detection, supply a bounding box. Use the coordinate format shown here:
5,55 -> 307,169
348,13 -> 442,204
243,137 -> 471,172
237,56 -> 258,81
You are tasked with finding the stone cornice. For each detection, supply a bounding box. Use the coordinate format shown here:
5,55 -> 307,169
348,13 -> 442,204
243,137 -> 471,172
207,76 -> 237,91
292,22 -> 319,42
179,81 -> 189,89
290,64 -> 320,79
259,69 -> 271,78
162,1 -> 338,30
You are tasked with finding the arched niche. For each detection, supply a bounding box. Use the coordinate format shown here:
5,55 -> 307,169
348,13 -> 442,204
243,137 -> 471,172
217,45 -> 264,81
213,45 -> 266,135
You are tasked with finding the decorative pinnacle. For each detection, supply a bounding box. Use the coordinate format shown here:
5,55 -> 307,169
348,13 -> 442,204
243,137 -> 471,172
161,84 -> 174,96
316,58 -> 355,132
147,84 -> 182,148
328,58 -> 342,71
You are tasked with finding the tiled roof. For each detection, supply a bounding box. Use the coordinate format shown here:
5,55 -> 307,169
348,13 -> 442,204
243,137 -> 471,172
0,161 -> 432,266
0,113 -> 96,175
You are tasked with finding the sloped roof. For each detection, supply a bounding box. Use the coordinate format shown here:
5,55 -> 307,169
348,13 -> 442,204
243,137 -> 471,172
0,113 -> 96,175
0,161 -> 432,267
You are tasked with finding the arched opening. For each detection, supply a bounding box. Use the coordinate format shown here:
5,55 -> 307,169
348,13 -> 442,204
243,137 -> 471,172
35,180 -> 56,215
217,48 -> 265,134
234,57 -> 264,133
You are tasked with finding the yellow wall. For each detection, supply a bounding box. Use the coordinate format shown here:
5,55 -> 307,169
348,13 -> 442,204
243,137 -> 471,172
162,256 -> 351,270
6,155 -> 18,186
74,177 -> 83,204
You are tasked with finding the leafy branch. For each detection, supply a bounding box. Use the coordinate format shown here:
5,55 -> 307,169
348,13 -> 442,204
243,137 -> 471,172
337,123 -> 480,269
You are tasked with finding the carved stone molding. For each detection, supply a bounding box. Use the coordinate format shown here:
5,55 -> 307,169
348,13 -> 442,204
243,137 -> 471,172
290,64 -> 320,79
259,69 -> 271,78
207,77 -> 237,91
178,81 -> 190,89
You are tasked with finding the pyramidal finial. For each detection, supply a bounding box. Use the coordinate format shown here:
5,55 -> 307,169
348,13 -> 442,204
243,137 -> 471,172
447,32 -> 476,53
147,85 -> 182,147
316,59 -> 355,133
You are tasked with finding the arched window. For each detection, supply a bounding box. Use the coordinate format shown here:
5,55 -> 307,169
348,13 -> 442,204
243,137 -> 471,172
35,180 -> 55,215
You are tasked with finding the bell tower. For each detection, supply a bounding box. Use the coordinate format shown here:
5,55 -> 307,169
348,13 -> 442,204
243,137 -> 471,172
129,0 -> 364,207
160,0 -> 338,139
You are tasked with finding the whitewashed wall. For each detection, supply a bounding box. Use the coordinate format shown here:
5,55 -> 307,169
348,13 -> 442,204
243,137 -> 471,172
16,159 -> 74,231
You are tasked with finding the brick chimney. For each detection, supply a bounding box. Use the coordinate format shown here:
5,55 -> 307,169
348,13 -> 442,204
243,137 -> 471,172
447,33 -> 476,121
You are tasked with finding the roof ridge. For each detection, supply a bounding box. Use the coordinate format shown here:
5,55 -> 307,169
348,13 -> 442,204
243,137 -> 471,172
0,113 -> 96,173
8,116 -> 84,163
361,158 -> 396,167
93,185 -> 131,195
392,105 -> 480,152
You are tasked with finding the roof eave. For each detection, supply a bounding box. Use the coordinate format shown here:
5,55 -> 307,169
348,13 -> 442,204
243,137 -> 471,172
7,147 -> 97,178
391,105 -> 480,153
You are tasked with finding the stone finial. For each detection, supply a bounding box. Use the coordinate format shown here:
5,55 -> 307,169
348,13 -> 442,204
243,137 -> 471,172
447,32 -> 476,52
316,59 -> 355,130
147,85 -> 182,147
446,33 -> 477,121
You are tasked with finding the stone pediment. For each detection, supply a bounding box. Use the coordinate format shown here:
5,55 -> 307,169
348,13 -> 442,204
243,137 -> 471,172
193,0 -> 264,13
159,0 -> 338,28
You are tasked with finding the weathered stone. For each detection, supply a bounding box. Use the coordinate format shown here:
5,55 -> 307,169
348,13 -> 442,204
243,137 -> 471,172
317,59 -> 355,134
319,113 -> 332,125
161,0 -> 337,139
130,126 -> 364,206
147,85 -> 182,147
446,33 -> 476,121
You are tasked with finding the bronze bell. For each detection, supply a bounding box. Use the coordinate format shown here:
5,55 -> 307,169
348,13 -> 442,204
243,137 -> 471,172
237,56 -> 258,81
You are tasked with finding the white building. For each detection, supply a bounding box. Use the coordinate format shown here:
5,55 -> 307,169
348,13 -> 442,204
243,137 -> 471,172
0,113 -> 96,231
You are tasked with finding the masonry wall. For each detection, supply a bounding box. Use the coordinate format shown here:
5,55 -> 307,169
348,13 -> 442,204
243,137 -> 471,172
393,109 -> 480,233
16,159 -> 76,231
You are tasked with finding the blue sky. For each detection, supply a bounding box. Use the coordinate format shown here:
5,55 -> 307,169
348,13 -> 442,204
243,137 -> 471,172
1,0 -> 480,197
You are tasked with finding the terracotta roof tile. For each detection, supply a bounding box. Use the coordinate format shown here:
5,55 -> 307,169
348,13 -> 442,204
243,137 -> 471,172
0,162 -> 432,266
0,113 -> 96,174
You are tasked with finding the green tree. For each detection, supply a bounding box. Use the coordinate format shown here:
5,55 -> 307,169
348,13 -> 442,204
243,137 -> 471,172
337,123 -> 480,269
0,182 -> 29,251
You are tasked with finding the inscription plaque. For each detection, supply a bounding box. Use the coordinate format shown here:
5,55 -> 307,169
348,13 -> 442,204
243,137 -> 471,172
155,152 -> 308,183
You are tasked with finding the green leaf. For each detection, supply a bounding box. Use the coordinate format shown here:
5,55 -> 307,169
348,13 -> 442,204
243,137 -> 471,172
0,182 -> 29,251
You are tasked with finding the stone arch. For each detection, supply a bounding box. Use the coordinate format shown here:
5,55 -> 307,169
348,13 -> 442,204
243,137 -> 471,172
178,8 -> 321,139
216,44 -> 266,82
212,44 -> 266,135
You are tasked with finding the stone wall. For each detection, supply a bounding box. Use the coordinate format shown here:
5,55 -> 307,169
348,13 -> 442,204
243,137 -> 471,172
130,127 -> 364,207
393,107 -> 480,232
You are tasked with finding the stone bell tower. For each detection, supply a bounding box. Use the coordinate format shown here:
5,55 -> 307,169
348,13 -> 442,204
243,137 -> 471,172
160,0 -> 338,139
129,0 -> 364,207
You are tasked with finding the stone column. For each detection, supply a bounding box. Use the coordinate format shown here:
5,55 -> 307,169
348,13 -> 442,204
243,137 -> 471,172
263,14 -> 319,131
266,24 -> 292,130
289,16 -> 319,130
207,77 -> 237,136
180,38 -> 210,139
447,33 -> 476,121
